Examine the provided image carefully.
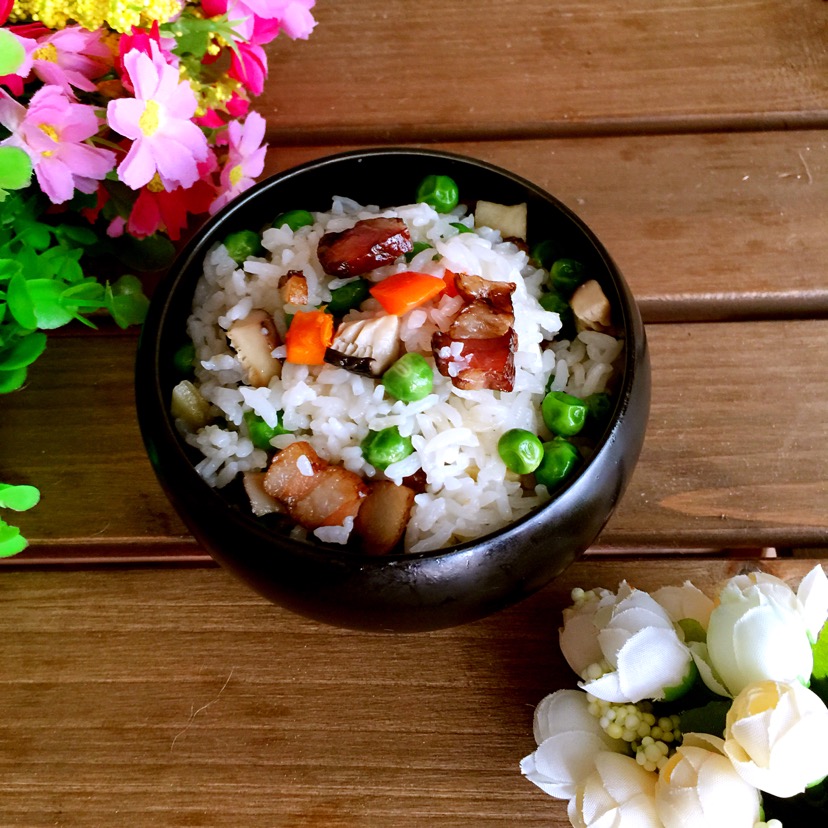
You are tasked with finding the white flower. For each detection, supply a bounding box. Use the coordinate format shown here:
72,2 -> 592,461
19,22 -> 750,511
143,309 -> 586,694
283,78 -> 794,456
706,566 -> 828,696
567,752 -> 661,828
520,689 -> 626,799
559,588 -> 615,677
654,733 -> 761,828
576,582 -> 697,703
651,581 -> 715,631
724,679 -> 828,798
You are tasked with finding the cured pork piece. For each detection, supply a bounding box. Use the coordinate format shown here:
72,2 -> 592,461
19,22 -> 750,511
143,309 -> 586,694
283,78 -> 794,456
263,441 -> 368,530
431,272 -> 518,391
432,329 -> 518,392
316,217 -> 413,277
354,480 -> 416,555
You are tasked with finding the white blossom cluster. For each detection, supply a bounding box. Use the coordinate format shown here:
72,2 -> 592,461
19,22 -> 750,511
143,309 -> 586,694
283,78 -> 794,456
521,565 -> 828,828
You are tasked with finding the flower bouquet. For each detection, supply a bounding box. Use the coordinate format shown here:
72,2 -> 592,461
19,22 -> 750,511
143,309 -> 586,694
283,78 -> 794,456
0,0 -> 316,556
521,564 -> 828,827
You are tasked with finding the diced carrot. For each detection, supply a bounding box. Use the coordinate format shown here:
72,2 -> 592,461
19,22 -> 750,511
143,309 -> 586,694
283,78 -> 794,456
285,309 -> 334,364
369,271 -> 446,316
442,269 -> 459,298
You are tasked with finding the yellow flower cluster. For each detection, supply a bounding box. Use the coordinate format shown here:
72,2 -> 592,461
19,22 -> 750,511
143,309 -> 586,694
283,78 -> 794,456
9,0 -> 186,33
184,69 -> 243,118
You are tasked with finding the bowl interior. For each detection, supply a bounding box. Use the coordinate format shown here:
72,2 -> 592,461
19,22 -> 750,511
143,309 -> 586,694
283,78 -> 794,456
136,148 -> 649,629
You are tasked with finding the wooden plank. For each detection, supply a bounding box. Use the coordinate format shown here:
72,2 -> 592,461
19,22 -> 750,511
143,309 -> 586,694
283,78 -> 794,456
260,0 -> 828,143
262,133 -> 828,318
2,319 -> 826,562
0,559 -> 821,826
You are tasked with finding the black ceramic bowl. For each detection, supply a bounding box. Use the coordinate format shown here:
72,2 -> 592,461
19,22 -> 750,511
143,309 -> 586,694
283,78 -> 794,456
135,148 -> 650,632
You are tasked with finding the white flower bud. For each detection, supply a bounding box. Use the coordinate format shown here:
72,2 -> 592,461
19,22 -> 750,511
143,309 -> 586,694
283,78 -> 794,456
724,679 -> 828,798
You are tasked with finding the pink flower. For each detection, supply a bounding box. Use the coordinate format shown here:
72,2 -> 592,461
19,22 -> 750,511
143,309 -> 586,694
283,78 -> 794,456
207,0 -> 316,44
31,26 -> 111,96
116,22 -> 177,94
268,0 -> 317,40
107,43 -> 210,190
209,110 -> 267,214
0,86 -> 116,204
228,41 -> 267,96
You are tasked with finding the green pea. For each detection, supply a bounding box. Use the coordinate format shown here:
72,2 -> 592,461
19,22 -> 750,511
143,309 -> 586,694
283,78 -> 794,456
541,390 -> 588,437
273,209 -> 314,232
550,258 -> 586,295
416,174 -> 459,213
327,279 -> 371,315
535,438 -> 581,489
497,428 -> 544,475
586,392 -> 613,424
450,221 -> 473,234
404,240 -> 433,263
243,410 -> 291,451
539,289 -> 573,324
360,426 -> 414,470
382,352 -> 434,402
223,229 -> 264,263
531,239 -> 563,270
173,342 -> 196,374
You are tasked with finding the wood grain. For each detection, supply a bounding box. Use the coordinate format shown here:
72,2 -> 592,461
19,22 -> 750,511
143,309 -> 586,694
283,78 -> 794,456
2,319 -> 826,562
261,133 -> 828,318
259,0 -> 828,144
0,559 -> 821,827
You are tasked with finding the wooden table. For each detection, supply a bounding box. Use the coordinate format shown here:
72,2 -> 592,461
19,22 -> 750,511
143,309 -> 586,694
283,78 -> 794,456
2,1 -> 827,824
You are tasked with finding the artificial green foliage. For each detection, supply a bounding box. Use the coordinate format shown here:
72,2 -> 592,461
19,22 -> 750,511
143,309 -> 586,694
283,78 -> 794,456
0,191 -> 151,555
0,483 -> 40,558
810,621 -> 828,706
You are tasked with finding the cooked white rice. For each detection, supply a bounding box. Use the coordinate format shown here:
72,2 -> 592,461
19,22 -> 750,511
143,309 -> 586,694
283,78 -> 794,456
180,197 -> 623,553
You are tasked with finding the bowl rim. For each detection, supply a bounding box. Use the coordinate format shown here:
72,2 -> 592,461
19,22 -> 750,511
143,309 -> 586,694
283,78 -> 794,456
136,146 -> 646,566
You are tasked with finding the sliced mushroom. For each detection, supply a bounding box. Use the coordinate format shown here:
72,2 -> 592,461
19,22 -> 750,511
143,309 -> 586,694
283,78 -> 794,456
278,270 -> 309,305
473,200 -> 528,241
226,309 -> 281,387
570,279 -> 612,333
242,471 -> 285,517
354,480 -> 416,555
324,314 -> 401,377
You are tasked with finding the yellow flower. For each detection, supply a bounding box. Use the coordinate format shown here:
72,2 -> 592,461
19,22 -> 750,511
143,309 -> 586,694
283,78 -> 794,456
9,0 -> 186,33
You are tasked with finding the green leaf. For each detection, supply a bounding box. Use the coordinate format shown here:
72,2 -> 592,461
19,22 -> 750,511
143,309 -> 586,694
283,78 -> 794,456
0,365 -> 27,393
678,618 -> 707,644
105,276 -> 149,328
0,331 -> 47,370
0,520 -> 27,558
0,484 -> 40,511
0,257 -> 23,283
16,220 -> 53,251
678,699 -> 731,738
4,273 -> 37,328
117,233 -> 177,271
18,279 -> 75,329
813,620 -> 828,679
0,29 -> 26,75
53,223 -> 98,247
0,146 -> 33,198
810,622 -> 828,706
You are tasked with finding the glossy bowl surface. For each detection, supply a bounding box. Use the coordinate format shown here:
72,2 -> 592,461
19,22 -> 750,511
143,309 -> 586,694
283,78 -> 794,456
135,147 -> 650,632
